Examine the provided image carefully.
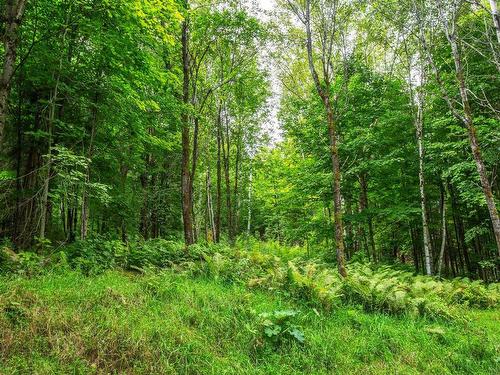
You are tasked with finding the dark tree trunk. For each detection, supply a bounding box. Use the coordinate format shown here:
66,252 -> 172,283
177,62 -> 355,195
0,0 -> 27,146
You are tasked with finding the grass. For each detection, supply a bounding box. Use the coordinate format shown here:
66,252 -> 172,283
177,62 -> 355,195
1,269 -> 499,374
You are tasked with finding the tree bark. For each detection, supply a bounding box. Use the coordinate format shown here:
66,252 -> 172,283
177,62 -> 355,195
189,116 -> 200,239
415,87 -> 433,275
222,111 -> 233,242
247,161 -> 252,236
206,169 -> 216,241
232,128 -> 242,239
446,25 -> 500,256
437,183 -> 447,277
489,0 -> 500,45
417,3 -> 500,256
0,0 -> 27,146
181,19 -> 194,246
303,0 -> 347,277
215,104 -> 222,243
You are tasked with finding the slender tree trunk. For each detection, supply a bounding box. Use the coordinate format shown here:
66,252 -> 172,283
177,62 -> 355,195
446,28 -> 500,256
13,73 -> 23,242
233,131 -> 241,238
345,201 -> 353,260
410,226 -> 420,273
181,19 -> 194,246
139,170 -> 149,238
215,104 -> 222,243
326,98 -> 347,277
437,184 -> 447,277
80,92 -> 98,240
151,171 -> 159,238
302,0 -> 346,277
206,169 -> 216,241
120,164 -> 128,242
415,87 -> 433,275
450,183 -> 467,274
222,112 -> 233,242
39,94 -> 56,240
0,0 -> 27,147
247,162 -> 252,236
417,2 -> 500,257
489,0 -> 500,45
189,116 -> 200,240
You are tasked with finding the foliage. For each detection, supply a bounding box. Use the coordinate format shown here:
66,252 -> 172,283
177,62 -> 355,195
3,239 -> 498,321
0,269 -> 498,374
255,309 -> 305,347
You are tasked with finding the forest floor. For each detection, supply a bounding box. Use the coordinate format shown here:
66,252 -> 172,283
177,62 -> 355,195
1,264 -> 499,374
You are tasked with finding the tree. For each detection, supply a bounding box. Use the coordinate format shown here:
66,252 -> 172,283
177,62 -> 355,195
0,0 -> 27,147
286,0 -> 347,277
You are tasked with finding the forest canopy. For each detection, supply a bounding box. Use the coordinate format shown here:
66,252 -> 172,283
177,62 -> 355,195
1,0 -> 500,373
2,0 -> 498,280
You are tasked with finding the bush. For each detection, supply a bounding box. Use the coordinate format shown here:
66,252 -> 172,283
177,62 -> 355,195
254,309 -> 305,348
64,238 -> 129,275
128,239 -> 185,269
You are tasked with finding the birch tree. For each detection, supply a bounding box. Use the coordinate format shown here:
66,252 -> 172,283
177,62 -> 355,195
414,0 -> 500,256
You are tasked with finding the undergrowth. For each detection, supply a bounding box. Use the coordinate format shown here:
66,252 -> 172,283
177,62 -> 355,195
0,269 -> 498,374
1,238 -> 498,322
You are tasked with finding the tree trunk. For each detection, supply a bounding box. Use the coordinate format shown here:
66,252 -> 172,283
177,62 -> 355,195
40,18 -> 70,240
302,0 -> 346,277
449,183 -> 467,275
181,19 -> 194,246
437,184 -> 447,277
189,116 -> 200,240
222,112 -> 233,242
410,226 -> 420,273
247,162 -> 252,236
215,104 -> 222,243
233,130 -> 241,238
326,97 -> 347,277
13,73 -> 23,242
206,169 -> 216,241
80,92 -> 98,240
446,27 -> 500,256
489,0 -> 500,45
415,87 -> 433,275
139,170 -> 149,238
0,0 -> 27,146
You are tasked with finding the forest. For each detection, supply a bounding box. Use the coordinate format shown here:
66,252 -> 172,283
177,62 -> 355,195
0,0 -> 499,373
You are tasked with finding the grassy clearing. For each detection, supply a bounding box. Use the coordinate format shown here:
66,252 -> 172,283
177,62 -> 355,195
1,269 -> 498,374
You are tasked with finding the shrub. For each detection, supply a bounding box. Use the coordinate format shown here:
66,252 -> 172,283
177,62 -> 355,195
64,238 -> 128,275
128,239 -> 185,269
254,309 -> 305,347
